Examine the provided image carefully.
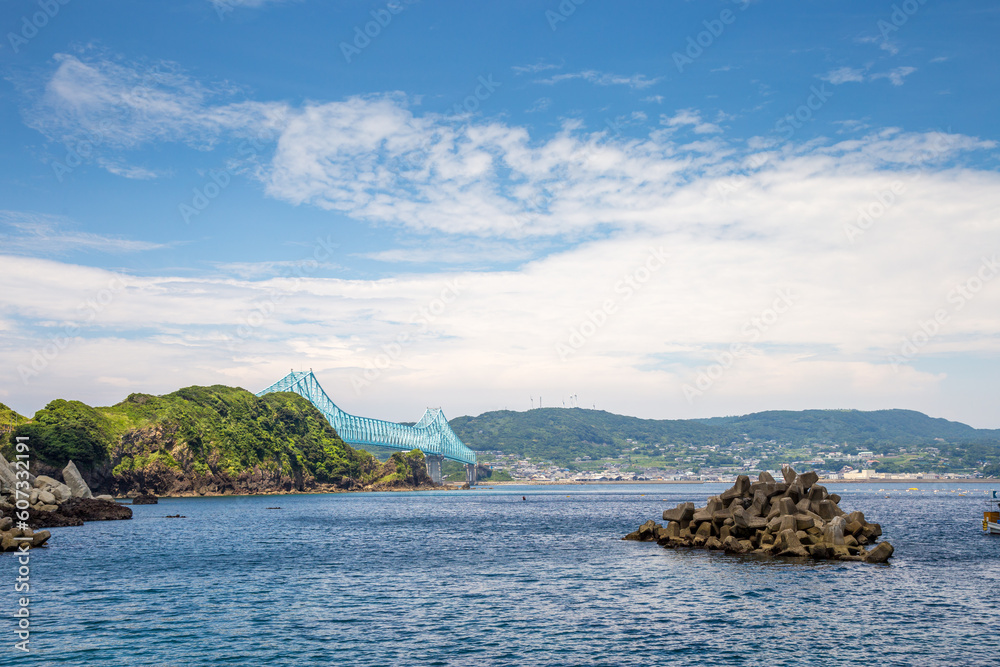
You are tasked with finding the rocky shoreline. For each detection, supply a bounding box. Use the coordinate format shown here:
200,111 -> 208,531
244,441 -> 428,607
624,467 -> 894,564
1,456 -> 132,551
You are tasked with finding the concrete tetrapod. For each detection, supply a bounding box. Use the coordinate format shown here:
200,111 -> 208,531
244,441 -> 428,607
624,468 -> 893,563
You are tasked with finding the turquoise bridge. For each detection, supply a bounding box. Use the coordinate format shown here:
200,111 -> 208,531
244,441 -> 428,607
257,370 -> 476,484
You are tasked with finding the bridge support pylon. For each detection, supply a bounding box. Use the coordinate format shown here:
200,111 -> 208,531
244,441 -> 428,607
465,463 -> 477,486
425,454 -> 444,485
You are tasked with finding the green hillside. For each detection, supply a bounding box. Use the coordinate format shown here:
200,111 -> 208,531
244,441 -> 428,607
3,385 -> 426,492
449,408 -> 717,464
450,407 -> 1000,470
0,403 -> 27,431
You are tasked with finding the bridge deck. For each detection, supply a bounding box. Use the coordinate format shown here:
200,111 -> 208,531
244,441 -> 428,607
256,371 -> 476,465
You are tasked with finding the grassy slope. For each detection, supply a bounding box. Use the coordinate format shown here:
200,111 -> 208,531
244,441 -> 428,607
0,403 -> 27,429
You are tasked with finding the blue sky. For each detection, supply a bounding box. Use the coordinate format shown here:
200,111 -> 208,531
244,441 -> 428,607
2,0 -> 999,427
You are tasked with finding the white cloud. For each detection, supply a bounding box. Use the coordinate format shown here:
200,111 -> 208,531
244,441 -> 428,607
871,66 -> 918,86
11,57 -> 1000,426
822,65 -> 917,87
512,61 -> 562,75
856,34 -> 899,55
4,160 -> 1000,425
822,67 -> 866,85
659,109 -> 723,134
210,0 -> 296,9
526,97 -> 552,113
23,53 -> 288,171
0,211 -> 167,255
534,70 -> 661,89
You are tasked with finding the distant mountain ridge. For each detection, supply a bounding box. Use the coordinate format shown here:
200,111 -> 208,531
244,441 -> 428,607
693,409 -> 1000,443
449,407 -> 1000,466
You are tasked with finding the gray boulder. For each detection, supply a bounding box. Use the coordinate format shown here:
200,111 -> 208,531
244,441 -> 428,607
34,475 -> 59,489
0,453 -> 19,493
38,490 -> 56,505
62,461 -> 93,499
52,484 -> 72,503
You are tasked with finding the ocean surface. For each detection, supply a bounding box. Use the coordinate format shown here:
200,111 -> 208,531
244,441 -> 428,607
5,482 -> 1000,666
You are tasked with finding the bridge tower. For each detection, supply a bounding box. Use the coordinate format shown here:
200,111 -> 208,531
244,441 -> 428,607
425,454 -> 444,485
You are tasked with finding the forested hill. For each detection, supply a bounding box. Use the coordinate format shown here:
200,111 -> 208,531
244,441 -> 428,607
2,386 -> 431,495
448,407 -> 1000,465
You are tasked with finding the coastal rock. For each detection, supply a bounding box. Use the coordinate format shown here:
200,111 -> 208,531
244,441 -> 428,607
38,490 -> 57,506
62,460 -> 93,499
623,469 -> 893,564
52,484 -> 73,503
132,494 -> 159,505
0,453 -> 19,493
34,475 -> 59,489
27,497 -> 132,528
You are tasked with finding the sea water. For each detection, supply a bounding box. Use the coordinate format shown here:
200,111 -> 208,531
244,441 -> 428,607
6,483 -> 999,666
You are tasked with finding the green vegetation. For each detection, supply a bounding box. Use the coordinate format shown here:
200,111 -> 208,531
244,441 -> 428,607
4,385 -> 411,490
370,449 -> 429,487
0,403 -> 27,431
450,408 -> 717,466
487,469 -> 514,482
451,407 -> 1000,474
